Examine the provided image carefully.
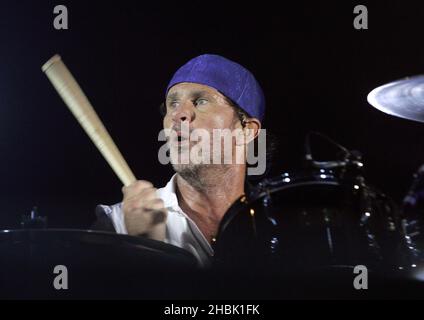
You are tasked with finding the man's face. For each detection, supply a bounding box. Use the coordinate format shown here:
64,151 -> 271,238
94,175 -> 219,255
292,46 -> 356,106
163,82 -> 243,173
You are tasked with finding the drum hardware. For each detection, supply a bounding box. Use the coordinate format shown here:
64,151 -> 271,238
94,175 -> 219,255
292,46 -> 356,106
367,77 -> 424,275
323,208 -> 334,256
303,131 -> 364,174
259,190 -> 280,254
20,207 -> 47,229
403,164 -> 424,208
214,132 -> 410,276
401,164 -> 424,264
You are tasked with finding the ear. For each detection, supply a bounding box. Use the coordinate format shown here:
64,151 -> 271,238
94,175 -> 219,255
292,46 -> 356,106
235,118 -> 261,146
243,118 -> 261,144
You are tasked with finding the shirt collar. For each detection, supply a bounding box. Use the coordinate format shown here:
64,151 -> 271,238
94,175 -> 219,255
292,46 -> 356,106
157,173 -> 180,210
158,174 -> 214,255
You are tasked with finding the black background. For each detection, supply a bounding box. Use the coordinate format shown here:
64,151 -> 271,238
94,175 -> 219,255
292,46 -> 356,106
1,1 -> 424,229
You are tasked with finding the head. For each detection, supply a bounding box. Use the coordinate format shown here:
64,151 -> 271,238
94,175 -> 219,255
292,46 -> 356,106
162,55 -> 265,182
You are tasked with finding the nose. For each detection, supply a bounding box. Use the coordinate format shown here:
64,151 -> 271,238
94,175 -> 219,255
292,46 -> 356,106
171,101 -> 195,124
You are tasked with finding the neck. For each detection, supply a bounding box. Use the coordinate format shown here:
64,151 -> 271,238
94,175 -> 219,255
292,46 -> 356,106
175,165 -> 246,243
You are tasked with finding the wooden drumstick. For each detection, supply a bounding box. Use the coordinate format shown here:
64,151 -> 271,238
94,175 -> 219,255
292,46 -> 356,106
42,54 -> 136,186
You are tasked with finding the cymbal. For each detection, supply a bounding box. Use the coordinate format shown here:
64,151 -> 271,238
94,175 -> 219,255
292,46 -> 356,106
367,75 -> 424,123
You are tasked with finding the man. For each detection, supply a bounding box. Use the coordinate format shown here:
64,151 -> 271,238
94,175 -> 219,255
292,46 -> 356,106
94,54 -> 265,266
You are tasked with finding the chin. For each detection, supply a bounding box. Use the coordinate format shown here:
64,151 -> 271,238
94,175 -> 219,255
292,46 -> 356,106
172,163 -> 199,175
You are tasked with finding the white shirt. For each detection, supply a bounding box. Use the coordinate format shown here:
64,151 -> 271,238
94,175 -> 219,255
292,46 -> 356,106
96,174 -> 214,267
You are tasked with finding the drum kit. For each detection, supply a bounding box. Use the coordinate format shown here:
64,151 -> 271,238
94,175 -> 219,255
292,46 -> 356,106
213,76 -> 424,297
1,56 -> 424,298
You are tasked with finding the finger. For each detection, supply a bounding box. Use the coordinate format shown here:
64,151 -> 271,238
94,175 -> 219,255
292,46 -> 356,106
124,188 -> 158,208
126,205 -> 167,229
122,180 -> 154,200
122,180 -> 154,195
147,223 -> 166,241
138,187 -> 158,201
125,187 -> 157,204
143,206 -> 167,225
143,198 -> 165,211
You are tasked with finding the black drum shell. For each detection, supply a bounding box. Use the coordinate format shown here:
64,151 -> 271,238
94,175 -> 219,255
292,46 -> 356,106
214,170 -> 410,274
0,229 -> 199,299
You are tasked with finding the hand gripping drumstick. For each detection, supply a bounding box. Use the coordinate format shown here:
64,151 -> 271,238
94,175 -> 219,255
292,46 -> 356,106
42,55 -> 136,186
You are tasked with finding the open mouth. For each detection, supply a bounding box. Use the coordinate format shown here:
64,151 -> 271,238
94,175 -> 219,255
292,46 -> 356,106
173,131 -> 189,144
171,133 -> 190,147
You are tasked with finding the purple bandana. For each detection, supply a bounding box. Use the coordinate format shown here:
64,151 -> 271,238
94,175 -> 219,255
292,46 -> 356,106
166,54 -> 265,121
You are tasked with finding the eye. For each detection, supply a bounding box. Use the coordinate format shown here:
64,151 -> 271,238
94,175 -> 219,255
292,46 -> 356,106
168,100 -> 179,109
195,98 -> 208,106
